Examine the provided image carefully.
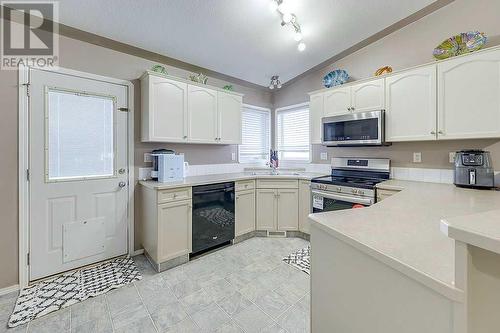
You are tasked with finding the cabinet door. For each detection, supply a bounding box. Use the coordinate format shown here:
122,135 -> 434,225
277,189 -> 298,231
188,85 -> 218,143
350,79 -> 385,112
235,189 -> 255,236
323,87 -> 351,116
309,93 -> 324,144
145,75 -> 188,142
158,200 -> 192,262
385,65 -> 437,142
438,49 -> 500,139
298,180 -> 311,234
218,92 -> 242,144
256,189 -> 276,231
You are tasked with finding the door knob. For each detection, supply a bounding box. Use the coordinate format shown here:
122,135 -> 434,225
118,181 -> 126,188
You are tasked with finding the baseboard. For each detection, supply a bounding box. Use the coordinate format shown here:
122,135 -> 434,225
133,249 -> 144,256
0,284 -> 19,296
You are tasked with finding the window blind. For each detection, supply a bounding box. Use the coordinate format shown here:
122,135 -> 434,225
276,106 -> 310,161
239,106 -> 271,163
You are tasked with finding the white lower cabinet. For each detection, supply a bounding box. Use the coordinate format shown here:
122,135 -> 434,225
140,186 -> 192,271
235,181 -> 255,237
256,180 -> 299,232
158,200 -> 192,262
298,180 -> 311,234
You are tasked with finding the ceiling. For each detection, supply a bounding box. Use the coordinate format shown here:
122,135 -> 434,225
56,0 -> 437,87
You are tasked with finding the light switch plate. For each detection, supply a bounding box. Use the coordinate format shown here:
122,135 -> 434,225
320,152 -> 328,160
413,152 -> 422,163
449,152 -> 456,163
231,152 -> 236,161
144,153 -> 152,163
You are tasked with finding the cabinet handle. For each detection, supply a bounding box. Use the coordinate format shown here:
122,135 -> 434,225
438,130 -> 444,135
351,107 -> 355,111
430,131 -> 436,134
183,135 -> 187,139
347,107 -> 351,111
236,196 -> 240,200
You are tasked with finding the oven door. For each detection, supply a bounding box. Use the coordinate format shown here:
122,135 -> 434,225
311,190 -> 373,213
322,110 -> 384,146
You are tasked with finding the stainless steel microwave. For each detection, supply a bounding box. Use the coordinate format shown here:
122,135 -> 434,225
321,110 -> 387,146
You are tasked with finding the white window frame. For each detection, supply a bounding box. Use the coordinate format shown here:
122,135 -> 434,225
274,102 -> 311,164
238,104 -> 271,165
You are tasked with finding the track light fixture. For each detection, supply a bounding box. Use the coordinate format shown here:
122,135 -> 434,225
269,75 -> 282,90
270,0 -> 306,52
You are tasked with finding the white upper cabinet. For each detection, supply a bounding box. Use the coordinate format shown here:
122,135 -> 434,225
323,87 -> 351,116
141,75 -> 188,142
309,93 -> 324,144
188,85 -> 218,143
218,92 -> 242,144
141,72 -> 243,144
385,65 -> 437,142
437,49 -> 500,140
350,79 -> 385,112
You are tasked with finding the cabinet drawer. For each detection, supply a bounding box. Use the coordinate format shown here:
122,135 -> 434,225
256,179 -> 298,189
376,188 -> 400,202
236,180 -> 255,192
158,187 -> 192,203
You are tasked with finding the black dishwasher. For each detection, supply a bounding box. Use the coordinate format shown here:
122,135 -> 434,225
192,182 -> 235,255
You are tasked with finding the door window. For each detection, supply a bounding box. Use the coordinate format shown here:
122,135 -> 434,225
46,88 -> 116,181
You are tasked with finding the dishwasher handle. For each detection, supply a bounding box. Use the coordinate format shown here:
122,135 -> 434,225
193,187 -> 234,195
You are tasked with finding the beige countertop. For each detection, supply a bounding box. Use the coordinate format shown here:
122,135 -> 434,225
309,179 -> 500,300
140,172 -> 324,190
441,209 -> 500,256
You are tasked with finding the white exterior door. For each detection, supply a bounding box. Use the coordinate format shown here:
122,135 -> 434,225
438,49 -> 500,139
323,87 -> 351,116
351,79 -> 385,112
385,65 -> 437,142
188,85 -> 218,143
218,92 -> 242,144
29,68 -> 130,280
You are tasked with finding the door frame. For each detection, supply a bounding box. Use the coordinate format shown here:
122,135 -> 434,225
18,64 -> 135,288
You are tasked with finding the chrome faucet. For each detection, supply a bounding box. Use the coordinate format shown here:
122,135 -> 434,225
266,162 -> 279,175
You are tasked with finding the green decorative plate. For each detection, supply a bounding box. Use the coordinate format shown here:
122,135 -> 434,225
433,31 -> 487,60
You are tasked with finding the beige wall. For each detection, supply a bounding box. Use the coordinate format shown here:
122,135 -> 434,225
274,0 -> 500,168
0,33 -> 272,289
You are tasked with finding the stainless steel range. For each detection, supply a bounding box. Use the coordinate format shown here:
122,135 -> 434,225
311,157 -> 390,213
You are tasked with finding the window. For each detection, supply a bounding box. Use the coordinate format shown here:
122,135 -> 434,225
47,88 -> 115,181
276,105 -> 310,161
239,105 -> 271,163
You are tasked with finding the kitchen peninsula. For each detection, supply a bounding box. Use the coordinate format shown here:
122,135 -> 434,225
309,180 -> 500,333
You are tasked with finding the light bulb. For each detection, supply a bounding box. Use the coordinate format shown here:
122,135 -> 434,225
282,12 -> 293,24
269,84 -> 275,90
298,42 -> 306,51
269,1 -> 278,12
277,83 -> 282,89
294,31 -> 302,42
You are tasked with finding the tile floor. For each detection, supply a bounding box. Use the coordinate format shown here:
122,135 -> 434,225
0,237 -> 310,333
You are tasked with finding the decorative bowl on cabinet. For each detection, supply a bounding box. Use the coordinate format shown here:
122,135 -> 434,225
433,31 -> 487,60
323,69 -> 349,88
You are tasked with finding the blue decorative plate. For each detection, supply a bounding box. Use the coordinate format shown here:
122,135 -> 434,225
323,70 -> 349,88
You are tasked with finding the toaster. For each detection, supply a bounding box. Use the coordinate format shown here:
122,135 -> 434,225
454,150 -> 494,189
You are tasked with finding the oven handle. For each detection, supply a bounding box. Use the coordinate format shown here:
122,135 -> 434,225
311,190 -> 373,206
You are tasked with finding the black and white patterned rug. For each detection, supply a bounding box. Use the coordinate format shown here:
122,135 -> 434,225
283,246 -> 310,275
8,257 -> 141,328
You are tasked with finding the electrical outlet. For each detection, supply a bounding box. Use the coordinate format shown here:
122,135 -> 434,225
413,152 -> 422,163
320,152 -> 328,160
231,152 -> 236,161
449,152 -> 457,163
144,153 -> 152,163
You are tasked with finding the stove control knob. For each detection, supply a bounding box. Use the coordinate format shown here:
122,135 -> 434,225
351,189 -> 358,194
358,190 -> 364,195
336,186 -> 342,192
